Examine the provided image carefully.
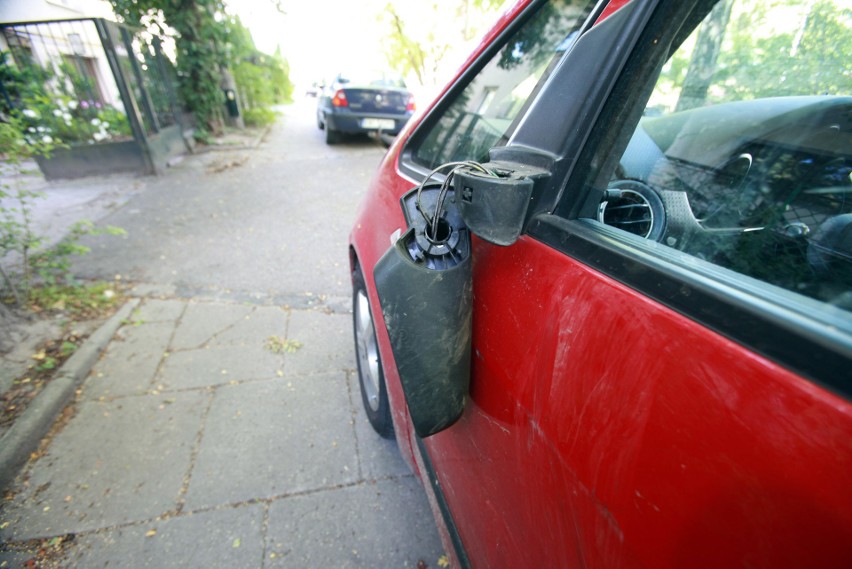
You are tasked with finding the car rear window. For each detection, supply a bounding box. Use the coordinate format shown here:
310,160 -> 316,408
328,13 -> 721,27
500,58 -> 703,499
336,72 -> 407,89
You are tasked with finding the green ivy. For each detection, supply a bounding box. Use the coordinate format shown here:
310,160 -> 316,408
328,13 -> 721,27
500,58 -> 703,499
109,2 -> 293,135
110,0 -> 230,134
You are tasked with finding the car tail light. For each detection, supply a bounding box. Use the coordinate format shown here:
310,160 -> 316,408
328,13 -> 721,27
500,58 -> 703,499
332,90 -> 348,107
406,94 -> 416,112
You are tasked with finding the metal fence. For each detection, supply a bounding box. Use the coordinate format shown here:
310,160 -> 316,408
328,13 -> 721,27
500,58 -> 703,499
0,18 -> 188,178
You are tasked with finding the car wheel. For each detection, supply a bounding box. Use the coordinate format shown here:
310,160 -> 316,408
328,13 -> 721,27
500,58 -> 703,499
317,113 -> 324,130
352,263 -> 393,438
325,124 -> 341,145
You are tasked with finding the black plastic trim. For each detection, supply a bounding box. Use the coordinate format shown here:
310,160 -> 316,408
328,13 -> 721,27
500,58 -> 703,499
528,215 -> 852,400
415,437 -> 472,569
509,0 -> 660,217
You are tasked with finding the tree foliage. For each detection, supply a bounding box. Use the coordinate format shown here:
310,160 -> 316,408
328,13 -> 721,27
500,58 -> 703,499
713,0 -> 851,100
662,0 -> 851,110
110,0 -> 228,133
379,0 -> 506,90
109,0 -> 293,134
226,17 -> 293,109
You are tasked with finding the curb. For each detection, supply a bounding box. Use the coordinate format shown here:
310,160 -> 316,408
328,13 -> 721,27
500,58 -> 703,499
191,124 -> 271,154
0,299 -> 140,491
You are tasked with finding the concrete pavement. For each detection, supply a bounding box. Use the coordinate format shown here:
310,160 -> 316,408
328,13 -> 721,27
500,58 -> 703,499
1,297 -> 443,567
0,103 -> 445,567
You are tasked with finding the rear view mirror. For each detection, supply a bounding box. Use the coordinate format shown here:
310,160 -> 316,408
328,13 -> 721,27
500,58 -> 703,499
454,166 -> 535,246
372,163 -> 543,437
374,183 -> 472,437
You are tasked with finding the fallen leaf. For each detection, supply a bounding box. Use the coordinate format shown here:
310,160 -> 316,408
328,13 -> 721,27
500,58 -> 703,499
145,529 -> 157,537
438,555 -> 450,567
233,538 -> 241,548
265,336 -> 303,354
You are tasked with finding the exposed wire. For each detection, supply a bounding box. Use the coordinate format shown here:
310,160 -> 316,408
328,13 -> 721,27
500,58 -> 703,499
414,161 -> 497,242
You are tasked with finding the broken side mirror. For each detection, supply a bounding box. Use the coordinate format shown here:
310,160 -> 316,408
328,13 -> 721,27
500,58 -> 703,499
373,164 -> 542,437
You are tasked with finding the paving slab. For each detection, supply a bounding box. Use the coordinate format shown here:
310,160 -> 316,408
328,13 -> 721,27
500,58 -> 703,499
170,302 -> 254,351
185,373 -> 358,510
132,298 -> 187,323
210,305 -> 290,347
85,321 -> 174,400
265,477 -> 445,568
1,390 -> 210,540
285,310 -> 355,375
158,345 -> 284,389
67,503 -> 265,568
347,374 -> 413,481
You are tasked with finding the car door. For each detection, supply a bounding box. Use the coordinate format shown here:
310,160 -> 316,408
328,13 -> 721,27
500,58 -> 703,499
400,0 -> 852,567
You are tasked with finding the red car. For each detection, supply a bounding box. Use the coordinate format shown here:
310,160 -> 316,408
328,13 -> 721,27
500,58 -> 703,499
349,0 -> 852,567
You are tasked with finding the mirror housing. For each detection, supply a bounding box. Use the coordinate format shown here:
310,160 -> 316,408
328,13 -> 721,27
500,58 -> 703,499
371,163 -> 546,438
454,164 -> 542,246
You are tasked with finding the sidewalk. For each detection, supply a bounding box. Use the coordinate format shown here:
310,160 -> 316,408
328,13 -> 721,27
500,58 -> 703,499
0,296 -> 443,566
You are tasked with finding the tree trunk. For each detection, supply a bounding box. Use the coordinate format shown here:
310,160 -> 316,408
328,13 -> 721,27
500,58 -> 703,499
675,0 -> 734,113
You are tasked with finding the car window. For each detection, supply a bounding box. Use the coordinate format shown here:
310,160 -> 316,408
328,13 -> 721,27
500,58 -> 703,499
336,71 -> 406,89
586,0 -> 852,311
411,0 -> 596,169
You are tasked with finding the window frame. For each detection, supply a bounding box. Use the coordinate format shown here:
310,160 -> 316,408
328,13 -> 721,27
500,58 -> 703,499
398,0 -> 604,182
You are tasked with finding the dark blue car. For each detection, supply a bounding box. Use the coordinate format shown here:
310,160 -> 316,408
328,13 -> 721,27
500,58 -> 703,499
316,71 -> 415,145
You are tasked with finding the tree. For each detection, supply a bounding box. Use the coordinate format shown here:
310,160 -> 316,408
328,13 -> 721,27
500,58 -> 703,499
110,0 -> 230,134
378,0 -> 506,90
672,0 -> 851,109
675,0 -> 734,112
225,17 -> 293,110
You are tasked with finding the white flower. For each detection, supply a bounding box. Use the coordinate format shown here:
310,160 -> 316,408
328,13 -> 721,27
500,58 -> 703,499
63,113 -> 72,121
102,122 -> 110,128
68,100 -> 78,110
42,135 -> 53,143
22,109 -> 37,118
28,127 -> 36,133
93,131 -> 107,142
36,126 -> 45,133
53,109 -> 63,117
91,118 -> 101,126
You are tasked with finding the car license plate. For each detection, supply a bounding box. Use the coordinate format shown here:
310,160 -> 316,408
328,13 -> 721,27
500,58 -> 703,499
361,118 -> 395,130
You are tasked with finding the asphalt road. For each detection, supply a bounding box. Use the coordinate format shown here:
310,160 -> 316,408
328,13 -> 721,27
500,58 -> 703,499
73,99 -> 390,305
0,100 -> 446,567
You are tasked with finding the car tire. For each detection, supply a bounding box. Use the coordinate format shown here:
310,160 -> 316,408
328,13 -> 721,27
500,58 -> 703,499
325,125 -> 341,145
352,263 -> 393,438
317,114 -> 324,130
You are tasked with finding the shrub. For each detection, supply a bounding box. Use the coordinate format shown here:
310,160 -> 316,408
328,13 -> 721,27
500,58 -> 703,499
243,107 -> 277,128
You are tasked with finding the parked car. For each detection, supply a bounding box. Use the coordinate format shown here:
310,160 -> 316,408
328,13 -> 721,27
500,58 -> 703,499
316,70 -> 415,145
349,0 -> 852,568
